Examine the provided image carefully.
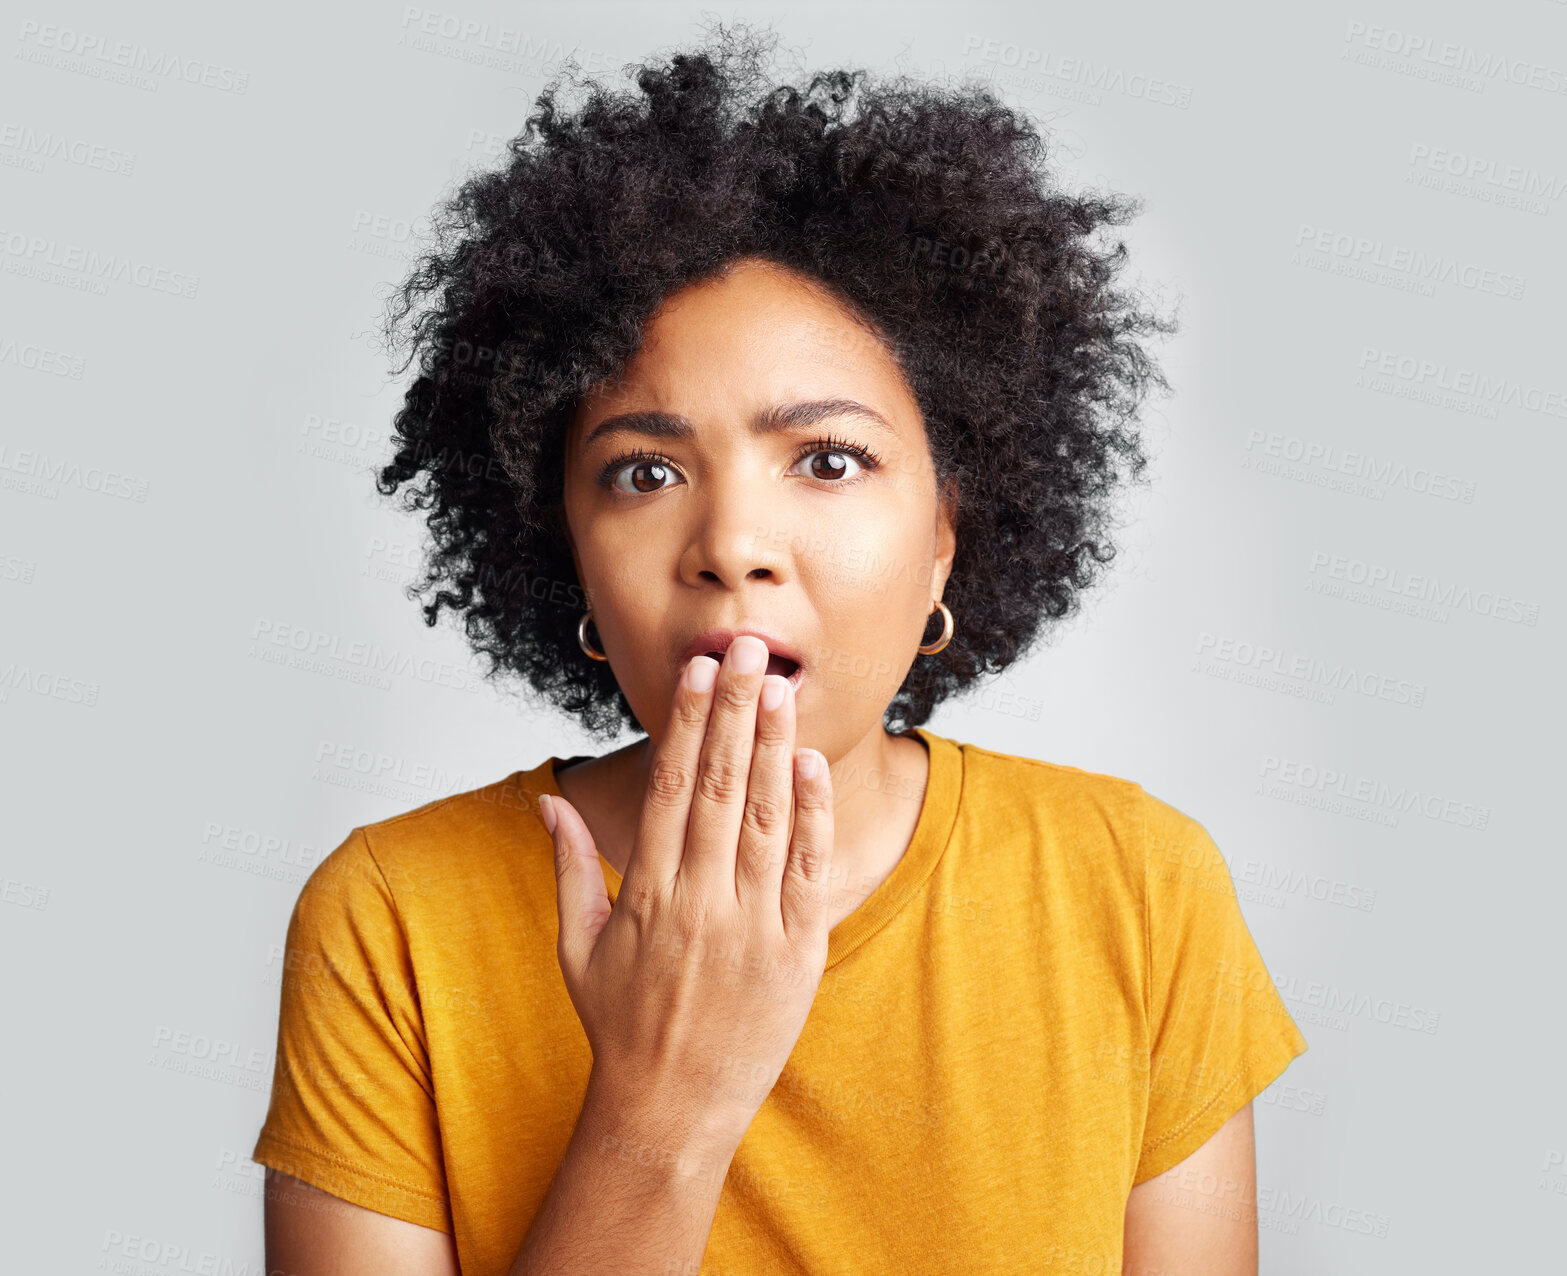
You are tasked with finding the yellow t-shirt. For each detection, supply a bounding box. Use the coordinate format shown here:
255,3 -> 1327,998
253,727 -> 1307,1274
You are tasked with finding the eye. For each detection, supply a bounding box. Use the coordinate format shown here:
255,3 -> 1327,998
792,450 -> 864,482
595,434 -> 882,495
599,450 -> 684,495
788,434 -> 882,486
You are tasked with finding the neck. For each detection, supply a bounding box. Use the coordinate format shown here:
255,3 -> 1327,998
559,725 -> 931,914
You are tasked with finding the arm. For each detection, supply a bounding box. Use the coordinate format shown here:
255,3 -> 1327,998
506,1071 -> 742,1275
263,1171 -> 459,1275
1122,1103 -> 1257,1276
262,1072 -> 740,1276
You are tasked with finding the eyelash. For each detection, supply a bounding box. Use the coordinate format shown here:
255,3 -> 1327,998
595,433 -> 883,492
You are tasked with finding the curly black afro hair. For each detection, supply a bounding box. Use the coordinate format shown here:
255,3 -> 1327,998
375,21 -> 1176,742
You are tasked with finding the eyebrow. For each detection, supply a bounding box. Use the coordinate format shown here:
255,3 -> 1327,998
580,398 -> 899,450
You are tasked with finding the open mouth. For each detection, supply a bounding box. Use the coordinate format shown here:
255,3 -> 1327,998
704,649 -> 803,684
683,627 -> 809,691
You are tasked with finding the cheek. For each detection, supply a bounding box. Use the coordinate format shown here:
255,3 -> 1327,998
586,561 -> 662,634
568,507 -> 661,595
799,508 -> 933,610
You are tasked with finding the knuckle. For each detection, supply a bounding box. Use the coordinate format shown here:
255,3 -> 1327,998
794,773 -> 831,811
714,677 -> 755,712
696,755 -> 748,803
753,712 -> 789,744
789,840 -> 823,878
753,730 -> 790,762
669,696 -> 709,732
622,881 -> 660,917
646,759 -> 692,804
741,793 -> 787,839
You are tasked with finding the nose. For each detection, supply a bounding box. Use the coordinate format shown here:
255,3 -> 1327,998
678,474 -> 793,590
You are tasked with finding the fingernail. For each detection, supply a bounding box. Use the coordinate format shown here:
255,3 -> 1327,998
729,635 -> 766,674
796,749 -> 820,779
687,657 -> 717,692
760,676 -> 786,711
540,793 -> 558,834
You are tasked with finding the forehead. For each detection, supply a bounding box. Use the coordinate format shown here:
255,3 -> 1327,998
569,258 -> 917,435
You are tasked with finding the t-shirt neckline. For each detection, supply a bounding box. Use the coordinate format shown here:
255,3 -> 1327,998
535,725 -> 962,970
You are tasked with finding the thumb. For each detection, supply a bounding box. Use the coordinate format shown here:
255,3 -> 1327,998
543,793 -> 611,981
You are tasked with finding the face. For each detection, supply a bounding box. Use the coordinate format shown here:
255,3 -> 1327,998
562,256 -> 956,762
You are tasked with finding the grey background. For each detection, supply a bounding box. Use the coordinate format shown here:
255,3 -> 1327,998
2,0 -> 1563,1269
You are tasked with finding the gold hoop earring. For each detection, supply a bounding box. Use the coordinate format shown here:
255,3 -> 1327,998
918,600 -> 954,656
577,610 -> 608,661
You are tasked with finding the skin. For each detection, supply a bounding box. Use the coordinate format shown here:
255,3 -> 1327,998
263,255 -> 1260,1273
1123,1104 -> 1259,1275
553,256 -> 957,929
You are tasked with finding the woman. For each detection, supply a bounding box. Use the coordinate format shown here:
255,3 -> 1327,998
254,25 -> 1307,1275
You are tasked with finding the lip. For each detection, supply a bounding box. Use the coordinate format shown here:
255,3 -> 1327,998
680,625 -> 807,689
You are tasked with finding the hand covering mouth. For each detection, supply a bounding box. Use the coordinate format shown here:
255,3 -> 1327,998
682,628 -> 806,686
698,648 -> 800,679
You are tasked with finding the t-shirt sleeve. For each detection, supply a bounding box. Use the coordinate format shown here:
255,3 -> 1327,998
251,826 -> 452,1232
1132,788 -> 1308,1184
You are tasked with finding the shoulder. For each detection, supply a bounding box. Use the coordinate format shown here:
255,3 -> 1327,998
954,735 -> 1213,837
952,736 -> 1153,840
291,764 -> 553,932
943,735 -> 1223,898
364,762 -> 547,833
359,766 -> 548,863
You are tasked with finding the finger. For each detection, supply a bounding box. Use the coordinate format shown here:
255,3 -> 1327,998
626,654 -> 719,891
736,671 -> 796,915
545,794 -> 612,984
682,634 -> 769,897
780,747 -> 834,942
